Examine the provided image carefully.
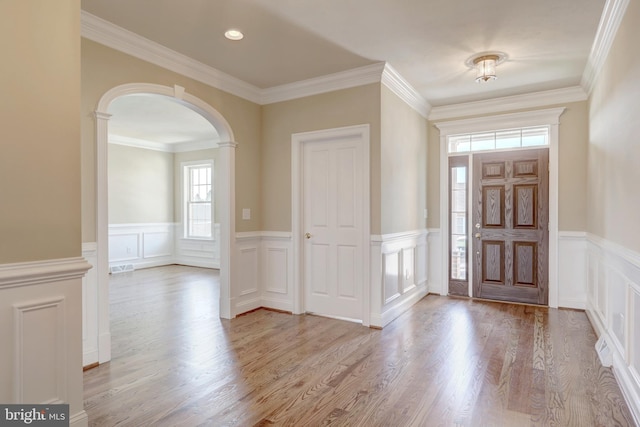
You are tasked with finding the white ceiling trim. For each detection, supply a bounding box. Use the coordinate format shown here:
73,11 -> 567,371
428,86 -> 587,121
581,0 -> 630,95
381,64 -> 431,118
260,63 -> 386,104
81,11 -> 263,104
80,12 -> 431,118
109,134 -> 218,153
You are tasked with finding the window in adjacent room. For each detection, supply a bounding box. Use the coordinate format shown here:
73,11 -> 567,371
183,160 -> 213,239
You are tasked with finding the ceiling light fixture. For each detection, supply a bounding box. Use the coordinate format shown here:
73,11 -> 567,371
224,29 -> 244,41
466,52 -> 507,83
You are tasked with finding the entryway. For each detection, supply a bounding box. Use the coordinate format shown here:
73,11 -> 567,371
436,108 -> 564,306
292,124 -> 370,323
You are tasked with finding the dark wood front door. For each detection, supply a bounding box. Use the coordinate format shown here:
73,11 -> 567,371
472,148 -> 549,305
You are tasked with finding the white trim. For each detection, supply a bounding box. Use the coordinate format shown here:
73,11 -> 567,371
80,13 -> 431,118
236,231 -> 293,242
434,107 -> 566,135
429,87 -> 585,121
380,64 -> 431,119
581,0 -> 631,95
291,124 -> 371,325
94,83 -> 236,365
370,229 -> 429,244
109,134 -> 218,153
435,108 -> 565,306
586,234 -> 640,425
0,257 -> 91,290
81,11 -> 262,104
261,63 -> 385,105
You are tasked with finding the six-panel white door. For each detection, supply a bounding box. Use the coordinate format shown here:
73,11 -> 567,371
303,137 -> 364,320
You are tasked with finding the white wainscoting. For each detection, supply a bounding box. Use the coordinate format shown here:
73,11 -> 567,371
425,228 -> 588,308
370,229 -> 429,328
427,229 -> 443,295
586,234 -> 640,425
558,231 -> 588,309
0,257 -> 91,427
108,223 -> 220,270
82,243 -> 98,367
234,232 -> 294,316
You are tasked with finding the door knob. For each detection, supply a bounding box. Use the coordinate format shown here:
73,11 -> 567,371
305,232 -> 312,239
475,232 -> 482,238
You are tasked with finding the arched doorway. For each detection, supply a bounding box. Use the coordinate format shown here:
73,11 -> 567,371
94,83 -> 236,363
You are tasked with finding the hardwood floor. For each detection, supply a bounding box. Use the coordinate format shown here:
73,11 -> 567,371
84,265 -> 634,426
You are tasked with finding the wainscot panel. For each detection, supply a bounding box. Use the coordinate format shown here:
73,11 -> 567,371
82,243 -> 98,367
234,232 -> 294,316
586,234 -> 640,425
370,229 -> 429,328
0,257 -> 91,426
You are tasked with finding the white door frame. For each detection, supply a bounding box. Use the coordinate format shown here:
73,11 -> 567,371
435,108 -> 564,308
291,124 -> 371,326
94,83 -> 236,363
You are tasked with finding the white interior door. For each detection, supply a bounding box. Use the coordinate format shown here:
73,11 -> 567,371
303,137 -> 364,320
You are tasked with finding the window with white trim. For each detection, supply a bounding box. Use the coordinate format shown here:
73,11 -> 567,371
183,161 -> 213,239
448,125 -> 549,153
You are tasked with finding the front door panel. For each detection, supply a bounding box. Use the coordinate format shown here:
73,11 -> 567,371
472,149 -> 549,305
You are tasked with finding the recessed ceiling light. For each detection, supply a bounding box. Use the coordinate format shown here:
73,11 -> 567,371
224,29 -> 244,41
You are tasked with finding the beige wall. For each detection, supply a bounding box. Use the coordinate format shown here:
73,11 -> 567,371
380,86 -> 428,234
81,39 -> 262,242
0,1 -> 81,263
427,101 -> 589,231
108,144 -> 174,224
261,84 -> 382,233
588,0 -> 640,253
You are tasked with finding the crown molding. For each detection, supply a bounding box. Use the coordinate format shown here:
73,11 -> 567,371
381,64 -> 431,118
109,134 -> 218,153
428,86 -> 587,121
260,62 -> 386,104
581,0 -> 630,96
81,11 -> 263,104
80,12 -> 432,118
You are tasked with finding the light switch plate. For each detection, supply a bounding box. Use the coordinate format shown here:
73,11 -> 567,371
242,208 -> 251,220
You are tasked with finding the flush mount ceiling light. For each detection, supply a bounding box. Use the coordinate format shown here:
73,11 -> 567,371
465,52 -> 507,83
224,29 -> 244,41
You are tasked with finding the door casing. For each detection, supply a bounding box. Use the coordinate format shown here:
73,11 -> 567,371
435,108 -> 565,307
291,124 -> 371,325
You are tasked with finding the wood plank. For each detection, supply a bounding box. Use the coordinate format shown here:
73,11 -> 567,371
84,266 -> 635,426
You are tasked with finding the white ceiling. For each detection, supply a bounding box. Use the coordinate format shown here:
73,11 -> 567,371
84,0 -> 607,143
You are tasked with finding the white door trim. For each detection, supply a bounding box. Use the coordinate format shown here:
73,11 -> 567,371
94,83 -> 236,363
291,124 -> 371,326
435,107 -> 564,307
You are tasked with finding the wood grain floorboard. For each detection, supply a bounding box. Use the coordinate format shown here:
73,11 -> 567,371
84,265 -> 635,426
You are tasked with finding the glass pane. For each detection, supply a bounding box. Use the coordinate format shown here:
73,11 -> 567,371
188,202 -> 212,238
495,129 -> 521,149
522,126 -> 548,147
448,135 -> 471,153
450,165 -> 467,281
471,132 -> 495,151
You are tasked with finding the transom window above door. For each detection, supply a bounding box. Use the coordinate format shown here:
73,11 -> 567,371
448,126 -> 549,154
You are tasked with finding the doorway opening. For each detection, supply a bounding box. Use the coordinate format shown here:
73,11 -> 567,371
94,83 -> 236,364
435,108 -> 564,307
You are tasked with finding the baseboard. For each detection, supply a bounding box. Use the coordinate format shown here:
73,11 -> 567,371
377,282 -> 429,328
260,297 -> 294,314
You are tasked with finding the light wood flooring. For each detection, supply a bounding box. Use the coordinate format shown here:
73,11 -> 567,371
84,265 -> 635,426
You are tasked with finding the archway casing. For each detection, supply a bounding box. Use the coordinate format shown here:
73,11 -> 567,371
94,83 -> 236,363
